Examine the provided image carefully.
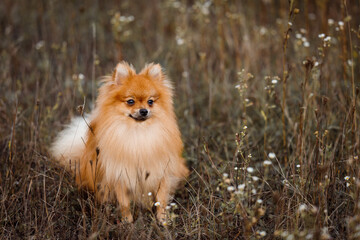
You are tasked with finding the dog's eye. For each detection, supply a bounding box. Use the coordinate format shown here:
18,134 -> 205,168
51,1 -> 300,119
147,100 -> 154,106
127,99 -> 135,105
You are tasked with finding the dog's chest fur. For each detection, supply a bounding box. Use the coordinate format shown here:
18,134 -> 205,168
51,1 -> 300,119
96,120 -> 178,197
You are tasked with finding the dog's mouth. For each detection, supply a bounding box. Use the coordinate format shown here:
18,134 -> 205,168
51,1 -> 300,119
129,114 -> 148,121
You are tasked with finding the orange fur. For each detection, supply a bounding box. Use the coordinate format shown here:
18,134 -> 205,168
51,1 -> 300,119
51,62 -> 189,223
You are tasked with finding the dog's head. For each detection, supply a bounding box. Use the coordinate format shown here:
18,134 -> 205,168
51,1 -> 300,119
98,62 -> 174,123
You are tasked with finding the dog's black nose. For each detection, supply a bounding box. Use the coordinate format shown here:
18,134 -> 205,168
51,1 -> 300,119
139,109 -> 148,116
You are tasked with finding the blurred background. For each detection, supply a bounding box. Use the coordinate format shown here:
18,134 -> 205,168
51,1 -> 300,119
1,0 -> 359,239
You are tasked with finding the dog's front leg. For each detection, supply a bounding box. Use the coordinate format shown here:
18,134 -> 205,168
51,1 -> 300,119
155,179 -> 170,224
115,184 -> 133,223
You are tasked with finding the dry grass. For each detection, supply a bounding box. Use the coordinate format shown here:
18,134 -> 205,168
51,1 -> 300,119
1,0 -> 359,239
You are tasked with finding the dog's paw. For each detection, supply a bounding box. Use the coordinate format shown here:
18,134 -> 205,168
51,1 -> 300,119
156,208 -> 168,226
122,214 -> 134,223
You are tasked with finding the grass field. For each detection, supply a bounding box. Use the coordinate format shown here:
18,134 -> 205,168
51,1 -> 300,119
1,0 -> 360,239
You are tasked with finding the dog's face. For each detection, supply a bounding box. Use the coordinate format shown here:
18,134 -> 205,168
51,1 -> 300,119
120,75 -> 160,122
98,62 -> 173,123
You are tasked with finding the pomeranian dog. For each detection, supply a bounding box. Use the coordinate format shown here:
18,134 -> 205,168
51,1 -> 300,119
51,62 -> 189,223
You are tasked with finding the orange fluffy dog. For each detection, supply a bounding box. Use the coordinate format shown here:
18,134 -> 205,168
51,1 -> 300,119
51,62 -> 189,223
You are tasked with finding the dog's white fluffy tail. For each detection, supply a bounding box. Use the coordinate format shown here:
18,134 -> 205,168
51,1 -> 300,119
50,116 -> 89,170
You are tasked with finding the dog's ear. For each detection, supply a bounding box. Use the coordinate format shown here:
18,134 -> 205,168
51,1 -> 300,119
141,63 -> 173,89
141,63 -> 162,80
113,61 -> 135,85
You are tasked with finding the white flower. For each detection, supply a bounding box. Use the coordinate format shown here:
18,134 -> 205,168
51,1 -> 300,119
301,37 -> 307,42
200,1 -> 211,15
314,61 -> 319,67
282,179 -> 289,186
176,36 -> 185,46
288,22 -> 292,26
268,152 -> 276,159
247,153 -> 252,158
281,231 -> 289,238
259,231 -> 267,237
347,59 -> 353,66
344,176 -> 350,181
252,176 -> 259,181
318,33 -> 325,38
238,184 -> 245,190
235,84 -> 240,89
119,15 -> 134,22
154,202 -> 161,206
35,40 -> 45,50
328,19 -> 334,25
251,189 -> 257,194
296,164 -> 300,168
170,202 -> 176,206
78,73 -> 85,80
271,79 -> 278,84
227,186 -> 235,192
243,126 -> 248,130
338,21 -> 344,26
234,167 -> 238,170
257,199 -> 263,204
259,27 -> 267,36
148,192 -> 152,196
263,160 -> 272,166
223,173 -> 229,178
234,190 -> 243,195
295,33 -> 302,39
303,41 -> 310,47
324,36 -> 331,42
166,206 -> 171,210
246,167 -> 254,173
300,28 -> 307,34
299,204 -> 307,212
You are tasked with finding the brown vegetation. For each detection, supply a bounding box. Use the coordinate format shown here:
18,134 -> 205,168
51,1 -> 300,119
1,0 -> 359,239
